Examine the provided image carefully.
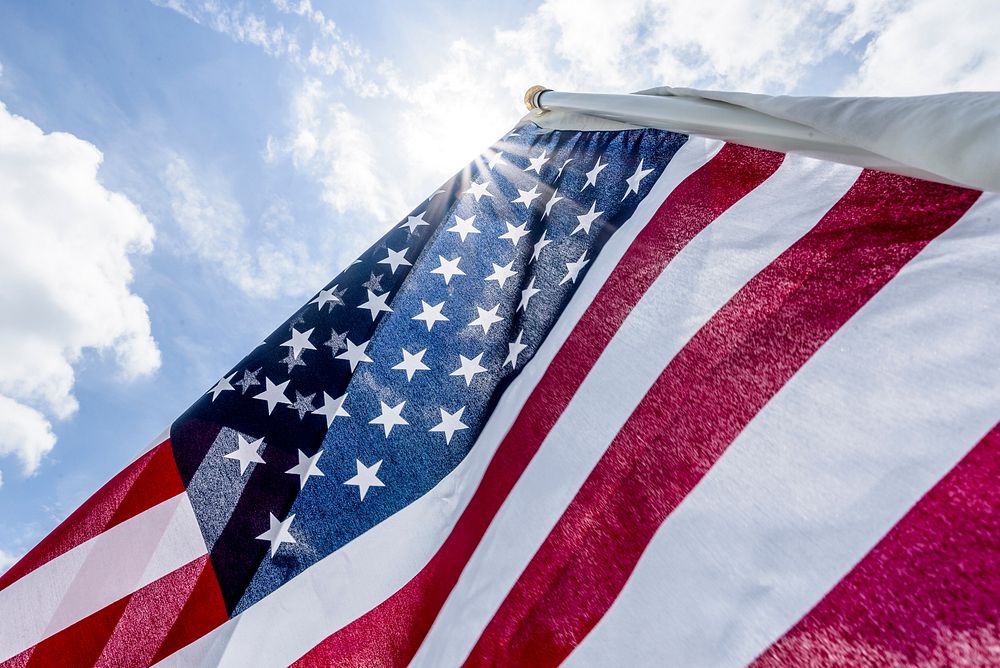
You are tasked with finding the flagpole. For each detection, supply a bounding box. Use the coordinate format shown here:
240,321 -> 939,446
525,86 -> 874,159
522,85 -> 980,189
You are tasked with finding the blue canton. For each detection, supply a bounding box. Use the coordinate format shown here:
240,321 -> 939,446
170,123 -> 688,614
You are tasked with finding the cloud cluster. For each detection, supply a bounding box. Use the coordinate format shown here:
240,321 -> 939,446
254,0 -> 898,252
842,0 -> 1000,95
266,79 -> 403,225
153,0 -> 381,92
0,102 -> 160,482
493,0 -> 876,93
162,155 -> 334,298
151,0 -> 301,58
151,0 -> 1000,299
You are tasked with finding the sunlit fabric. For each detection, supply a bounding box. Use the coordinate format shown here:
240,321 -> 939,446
2,96 -> 999,667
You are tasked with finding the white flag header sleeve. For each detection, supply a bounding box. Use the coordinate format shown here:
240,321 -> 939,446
528,86 -> 1000,192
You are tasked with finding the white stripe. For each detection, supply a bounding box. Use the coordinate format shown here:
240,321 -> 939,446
0,493 -> 206,661
154,136 -> 724,668
412,155 -> 863,666
568,192 -> 1000,667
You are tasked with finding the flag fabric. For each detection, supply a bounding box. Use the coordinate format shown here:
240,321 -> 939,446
2,95 -> 999,667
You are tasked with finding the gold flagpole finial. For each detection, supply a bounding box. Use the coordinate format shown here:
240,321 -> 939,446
524,85 -> 551,111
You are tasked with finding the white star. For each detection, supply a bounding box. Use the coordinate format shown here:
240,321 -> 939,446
451,353 -> 488,385
281,327 -> 316,359
431,255 -> 465,285
336,338 -> 373,371
430,406 -> 469,444
572,201 -> 604,235
560,250 -> 591,285
448,214 -> 480,242
286,449 -> 325,489
622,159 -> 654,200
379,247 -> 412,273
469,305 -> 504,335
357,289 -> 392,320
504,329 -> 528,369
392,348 -> 430,381
525,149 -> 550,174
312,391 -> 350,426
400,212 -> 430,234
556,159 -> 573,178
485,261 -> 517,289
254,377 -> 292,414
463,179 -> 494,202
223,434 -> 265,475
487,151 -> 504,170
344,459 -> 385,501
582,157 -> 607,190
512,184 -> 542,208
531,230 -> 552,262
499,221 -> 530,247
370,400 -> 408,437
518,276 -> 541,312
542,189 -> 564,219
256,512 -> 296,557
310,285 -> 345,311
208,372 -> 236,402
412,300 -> 449,331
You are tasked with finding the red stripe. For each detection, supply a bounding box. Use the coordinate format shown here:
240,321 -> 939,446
0,555 -> 227,668
465,171 -> 981,666
293,144 -> 785,666
151,556 -> 230,664
753,421 -> 1000,667
21,599 -> 129,668
0,439 -> 183,591
95,555 -> 214,667
0,599 -> 130,667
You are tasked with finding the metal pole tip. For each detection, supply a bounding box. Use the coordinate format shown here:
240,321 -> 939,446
524,85 -> 551,111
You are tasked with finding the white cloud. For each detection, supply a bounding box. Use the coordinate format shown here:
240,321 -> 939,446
0,547 -> 15,573
842,0 -> 1000,95
163,155 -> 335,297
276,79 -> 402,214
272,0 -> 339,38
265,1 -> 903,229
152,0 -> 301,58
262,64 -> 514,264
272,0 -> 330,31
0,397 -> 55,481
171,0 -> 1000,104
158,0 -> 907,293
150,0 -> 199,23
381,40 -> 524,179
0,102 -> 159,479
154,0 -> 999,303
264,1 -> 899,233
490,0 -> 906,94
154,0 -> 382,95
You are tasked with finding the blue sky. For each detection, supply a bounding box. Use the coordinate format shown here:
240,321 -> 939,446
0,0 -> 997,569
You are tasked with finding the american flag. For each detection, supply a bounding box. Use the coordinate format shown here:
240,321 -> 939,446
2,114 -> 999,666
